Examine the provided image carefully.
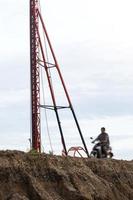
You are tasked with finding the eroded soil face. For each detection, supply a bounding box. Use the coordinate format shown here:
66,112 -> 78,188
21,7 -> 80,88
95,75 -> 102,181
0,151 -> 132,200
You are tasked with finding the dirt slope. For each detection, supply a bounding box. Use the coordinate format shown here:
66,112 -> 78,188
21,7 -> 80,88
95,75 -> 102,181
0,151 -> 132,200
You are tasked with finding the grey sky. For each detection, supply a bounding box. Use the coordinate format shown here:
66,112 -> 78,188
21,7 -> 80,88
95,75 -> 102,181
0,0 -> 133,159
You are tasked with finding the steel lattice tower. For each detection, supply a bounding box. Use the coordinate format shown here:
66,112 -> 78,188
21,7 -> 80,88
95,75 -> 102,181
30,0 -> 41,152
30,0 -> 89,156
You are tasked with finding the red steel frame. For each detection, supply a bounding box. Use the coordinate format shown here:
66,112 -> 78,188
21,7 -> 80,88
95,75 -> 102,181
30,0 -> 41,152
30,0 -> 89,156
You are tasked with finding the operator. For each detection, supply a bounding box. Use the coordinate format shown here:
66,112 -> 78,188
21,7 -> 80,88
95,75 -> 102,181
92,127 -> 110,156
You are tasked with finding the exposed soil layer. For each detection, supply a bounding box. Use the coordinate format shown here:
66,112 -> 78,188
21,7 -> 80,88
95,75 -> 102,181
0,151 -> 132,200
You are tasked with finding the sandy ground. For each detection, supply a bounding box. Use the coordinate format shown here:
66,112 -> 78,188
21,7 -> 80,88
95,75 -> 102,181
0,151 -> 132,200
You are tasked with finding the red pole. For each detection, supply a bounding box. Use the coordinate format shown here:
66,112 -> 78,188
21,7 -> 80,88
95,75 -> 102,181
30,0 -> 41,152
38,11 -> 89,157
36,26 -> 68,155
38,11 -> 72,106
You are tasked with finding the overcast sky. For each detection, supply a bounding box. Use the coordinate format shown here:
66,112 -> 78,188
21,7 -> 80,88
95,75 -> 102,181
0,0 -> 133,160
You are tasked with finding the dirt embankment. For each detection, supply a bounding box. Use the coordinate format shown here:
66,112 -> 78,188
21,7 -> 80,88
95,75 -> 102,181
0,151 -> 132,200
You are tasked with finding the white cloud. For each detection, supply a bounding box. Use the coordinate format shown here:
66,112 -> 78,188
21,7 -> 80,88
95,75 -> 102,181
0,89 -> 29,107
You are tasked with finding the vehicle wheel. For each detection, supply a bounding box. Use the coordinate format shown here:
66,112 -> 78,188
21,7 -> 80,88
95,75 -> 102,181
97,150 -> 102,158
109,152 -> 114,158
90,151 -> 95,157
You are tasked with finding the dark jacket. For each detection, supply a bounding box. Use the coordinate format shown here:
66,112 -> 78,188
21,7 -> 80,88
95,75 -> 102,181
95,132 -> 110,145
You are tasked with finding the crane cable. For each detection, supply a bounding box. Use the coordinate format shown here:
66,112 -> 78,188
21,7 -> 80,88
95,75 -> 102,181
40,63 -> 54,154
38,1 -> 54,153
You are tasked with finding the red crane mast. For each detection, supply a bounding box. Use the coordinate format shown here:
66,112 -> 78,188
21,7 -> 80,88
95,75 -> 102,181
30,0 -> 89,156
30,0 -> 41,152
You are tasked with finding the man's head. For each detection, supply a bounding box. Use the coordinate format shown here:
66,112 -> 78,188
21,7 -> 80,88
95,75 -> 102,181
101,127 -> 106,133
